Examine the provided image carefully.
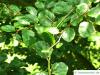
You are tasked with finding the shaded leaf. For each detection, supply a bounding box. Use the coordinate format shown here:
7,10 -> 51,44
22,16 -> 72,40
34,41 -> 53,59
22,29 -> 35,46
52,1 -> 72,14
52,62 -> 68,75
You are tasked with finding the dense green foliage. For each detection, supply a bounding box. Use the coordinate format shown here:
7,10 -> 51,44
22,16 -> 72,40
0,0 -> 100,75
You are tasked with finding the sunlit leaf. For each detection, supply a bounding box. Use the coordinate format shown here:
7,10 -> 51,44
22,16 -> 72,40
26,6 -> 37,16
76,3 -> 89,15
88,5 -> 100,18
78,21 -> 95,38
62,28 -> 75,42
52,62 -> 68,75
95,15 -> 100,25
88,32 -> 100,41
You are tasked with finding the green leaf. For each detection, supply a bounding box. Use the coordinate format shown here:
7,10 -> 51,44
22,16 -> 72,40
52,1 -> 72,14
47,27 -> 59,34
35,72 -> 48,75
42,32 -> 56,45
76,3 -> 89,15
39,18 -> 52,26
1,25 -> 15,32
26,6 -> 37,16
62,28 -> 75,42
78,21 -> 95,38
34,41 -> 53,59
88,32 -> 100,41
9,4 -> 20,15
80,0 -> 93,4
14,14 -> 38,23
35,1 -> 45,9
47,1 -> 56,8
35,26 -> 59,34
22,29 -> 35,46
95,15 -> 100,25
88,5 -> 100,18
45,10 -> 55,20
71,13 -> 83,26
52,62 -> 68,75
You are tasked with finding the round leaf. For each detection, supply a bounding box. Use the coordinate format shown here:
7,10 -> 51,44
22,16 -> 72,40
76,3 -> 89,15
78,21 -> 95,38
52,62 -> 68,75
62,28 -> 75,42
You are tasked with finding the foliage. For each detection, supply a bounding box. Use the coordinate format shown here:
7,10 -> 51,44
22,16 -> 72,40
0,0 -> 100,75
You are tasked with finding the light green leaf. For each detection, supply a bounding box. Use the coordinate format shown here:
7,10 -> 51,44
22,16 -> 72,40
76,3 -> 89,15
9,4 -> 20,15
35,26 -> 59,34
78,21 -> 95,38
88,5 -> 100,18
35,1 -> 45,9
38,10 -> 55,21
71,13 -> 83,26
95,15 -> 100,25
39,18 -> 52,26
22,29 -> 35,46
35,72 -> 48,75
47,27 -> 59,34
62,28 -> 75,42
47,1 -> 56,8
34,41 -> 53,59
1,25 -> 15,32
88,32 -> 100,41
26,6 -> 37,16
52,62 -> 68,75
52,1 -> 72,14
14,14 -> 38,23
